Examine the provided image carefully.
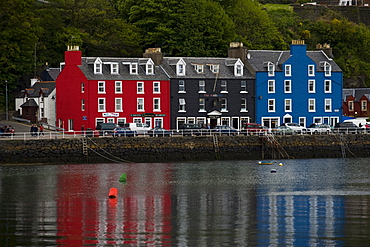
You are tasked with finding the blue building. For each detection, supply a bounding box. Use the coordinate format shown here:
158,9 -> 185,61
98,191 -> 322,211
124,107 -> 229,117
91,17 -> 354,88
247,40 -> 343,128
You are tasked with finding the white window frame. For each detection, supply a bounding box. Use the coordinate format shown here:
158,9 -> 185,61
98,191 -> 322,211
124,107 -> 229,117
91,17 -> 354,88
308,80 -> 315,93
68,119 -> 74,131
268,99 -> 275,112
137,81 -> 144,94
240,81 -> 247,93
137,98 -> 144,112
111,63 -> 119,74
349,101 -> 354,111
177,60 -> 186,76
268,62 -> 275,77
98,98 -> 105,112
284,80 -> 292,93
146,61 -> 154,75
179,98 -> 186,112
285,64 -> 291,76
115,81 -> 122,94
154,118 -> 163,128
98,81 -> 105,94
94,58 -> 102,74
299,117 -> 306,127
153,81 -> 160,94
241,98 -> 247,112
362,100 -> 367,111
325,98 -> 332,112
194,64 -> 204,73
210,64 -> 219,74
115,98 -> 123,112
179,80 -> 185,93
285,99 -> 292,112
221,80 -> 228,93
117,118 -> 126,126
324,62 -> 331,77
81,99 -> 85,111
153,98 -> 160,111
199,98 -> 206,112
235,63 -> 243,76
81,83 -> 85,93
308,65 -> 315,76
221,98 -> 228,112
268,80 -> 275,93
309,98 -> 316,112
130,63 -> 138,75
198,80 -> 206,93
324,80 -> 332,93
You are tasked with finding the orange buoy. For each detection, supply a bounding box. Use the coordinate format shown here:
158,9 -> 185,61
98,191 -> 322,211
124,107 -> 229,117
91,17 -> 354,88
108,187 -> 118,198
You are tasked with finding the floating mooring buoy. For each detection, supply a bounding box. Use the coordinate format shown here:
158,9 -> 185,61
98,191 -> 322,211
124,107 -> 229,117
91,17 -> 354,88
108,188 -> 118,198
270,169 -> 277,173
119,173 -> 127,183
279,163 -> 283,166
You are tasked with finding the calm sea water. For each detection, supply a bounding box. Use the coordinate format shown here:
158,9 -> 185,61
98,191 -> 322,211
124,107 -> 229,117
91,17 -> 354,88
1,158 -> 370,246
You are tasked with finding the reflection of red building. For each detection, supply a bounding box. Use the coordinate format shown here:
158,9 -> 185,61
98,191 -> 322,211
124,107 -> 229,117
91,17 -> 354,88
56,163 -> 172,245
343,88 -> 370,118
56,46 -> 171,131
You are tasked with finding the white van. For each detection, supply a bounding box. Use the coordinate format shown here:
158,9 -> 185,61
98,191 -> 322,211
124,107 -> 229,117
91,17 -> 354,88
123,123 -> 151,135
343,118 -> 369,128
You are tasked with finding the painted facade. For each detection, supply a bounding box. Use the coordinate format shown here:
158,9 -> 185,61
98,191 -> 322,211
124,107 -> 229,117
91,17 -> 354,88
343,88 -> 370,118
248,41 -> 343,128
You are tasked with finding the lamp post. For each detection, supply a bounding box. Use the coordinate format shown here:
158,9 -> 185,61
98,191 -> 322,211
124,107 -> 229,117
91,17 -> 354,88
5,80 -> 8,121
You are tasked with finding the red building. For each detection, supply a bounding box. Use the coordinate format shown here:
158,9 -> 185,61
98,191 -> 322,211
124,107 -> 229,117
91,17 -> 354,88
343,88 -> 370,118
56,46 -> 170,131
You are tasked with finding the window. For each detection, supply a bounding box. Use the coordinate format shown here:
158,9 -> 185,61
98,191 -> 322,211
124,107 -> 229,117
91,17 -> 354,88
285,99 -> 292,112
177,61 -> 185,76
308,65 -> 315,76
285,65 -> 291,76
94,59 -> 102,74
241,81 -> 247,93
137,98 -> 144,111
68,119 -> 74,132
241,98 -> 247,112
81,83 -> 85,93
98,81 -> 105,93
268,63 -> 275,77
130,63 -> 138,74
284,80 -> 291,93
115,81 -> 122,93
137,82 -> 144,93
308,80 -> 315,93
324,62 -> 331,76
179,98 -> 186,112
268,80 -> 275,93
349,101 -> 354,111
199,98 -> 205,112
198,80 -> 205,93
153,81 -> 160,93
154,118 -> 163,128
81,99 -> 85,111
235,63 -> 243,76
268,99 -> 275,112
194,64 -> 204,73
153,98 -> 160,111
210,64 -> 219,74
325,98 -> 332,112
115,98 -> 122,112
146,63 -> 154,75
117,118 -> 126,126
221,81 -> 227,93
98,98 -> 105,112
362,100 -> 367,111
111,63 -> 119,74
221,98 -> 227,112
324,80 -> 331,93
308,99 -> 316,112
299,117 -> 306,127
179,80 -> 185,93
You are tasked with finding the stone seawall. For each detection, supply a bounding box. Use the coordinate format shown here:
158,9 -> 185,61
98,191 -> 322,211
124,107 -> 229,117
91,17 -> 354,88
1,134 -> 370,164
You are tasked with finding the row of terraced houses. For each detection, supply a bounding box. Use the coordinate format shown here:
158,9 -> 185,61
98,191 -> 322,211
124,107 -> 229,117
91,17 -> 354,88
16,40 -> 344,131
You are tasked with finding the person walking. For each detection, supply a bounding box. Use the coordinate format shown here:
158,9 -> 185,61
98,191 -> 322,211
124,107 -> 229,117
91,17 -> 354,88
39,124 -> 44,136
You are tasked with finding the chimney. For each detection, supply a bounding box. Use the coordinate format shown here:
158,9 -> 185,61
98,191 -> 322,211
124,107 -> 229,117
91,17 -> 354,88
316,43 -> 333,58
228,42 -> 247,63
143,48 -> 163,65
64,46 -> 82,66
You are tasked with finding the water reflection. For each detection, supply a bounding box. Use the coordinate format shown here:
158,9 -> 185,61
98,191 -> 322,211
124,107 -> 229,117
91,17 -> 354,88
0,159 -> 370,246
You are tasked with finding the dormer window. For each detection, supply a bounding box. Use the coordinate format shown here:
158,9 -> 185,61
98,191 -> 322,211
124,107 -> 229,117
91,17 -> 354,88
130,63 -> 138,74
193,64 -> 204,73
324,62 -> 331,76
111,63 -> 119,74
146,62 -> 154,75
94,58 -> 102,74
177,59 -> 186,76
235,60 -> 243,76
210,64 -> 219,74
268,62 -> 275,77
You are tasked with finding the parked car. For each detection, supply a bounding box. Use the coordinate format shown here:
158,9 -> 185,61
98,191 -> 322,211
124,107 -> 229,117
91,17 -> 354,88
271,126 -> 296,135
113,127 -> 137,137
241,123 -> 269,135
213,125 -> 238,136
281,123 -> 306,134
306,123 -> 332,134
334,122 -> 365,134
123,123 -> 151,135
148,127 -> 172,137
178,123 -> 203,136
96,123 -> 120,136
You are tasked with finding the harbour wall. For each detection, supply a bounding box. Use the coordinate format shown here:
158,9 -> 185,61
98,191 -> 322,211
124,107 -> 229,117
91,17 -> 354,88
1,134 -> 370,164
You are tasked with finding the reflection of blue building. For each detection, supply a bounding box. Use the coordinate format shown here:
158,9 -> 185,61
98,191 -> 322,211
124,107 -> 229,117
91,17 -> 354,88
247,40 -> 343,128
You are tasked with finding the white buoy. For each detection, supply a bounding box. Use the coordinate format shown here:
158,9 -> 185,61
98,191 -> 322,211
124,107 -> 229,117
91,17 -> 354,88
279,163 -> 283,166
271,169 -> 277,173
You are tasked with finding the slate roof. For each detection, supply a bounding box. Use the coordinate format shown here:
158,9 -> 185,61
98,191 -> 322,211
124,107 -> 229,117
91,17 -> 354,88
247,50 -> 342,72
79,57 -> 169,81
343,88 -> 370,102
161,57 -> 254,79
20,99 -> 38,107
16,81 -> 56,98
40,68 -> 60,81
